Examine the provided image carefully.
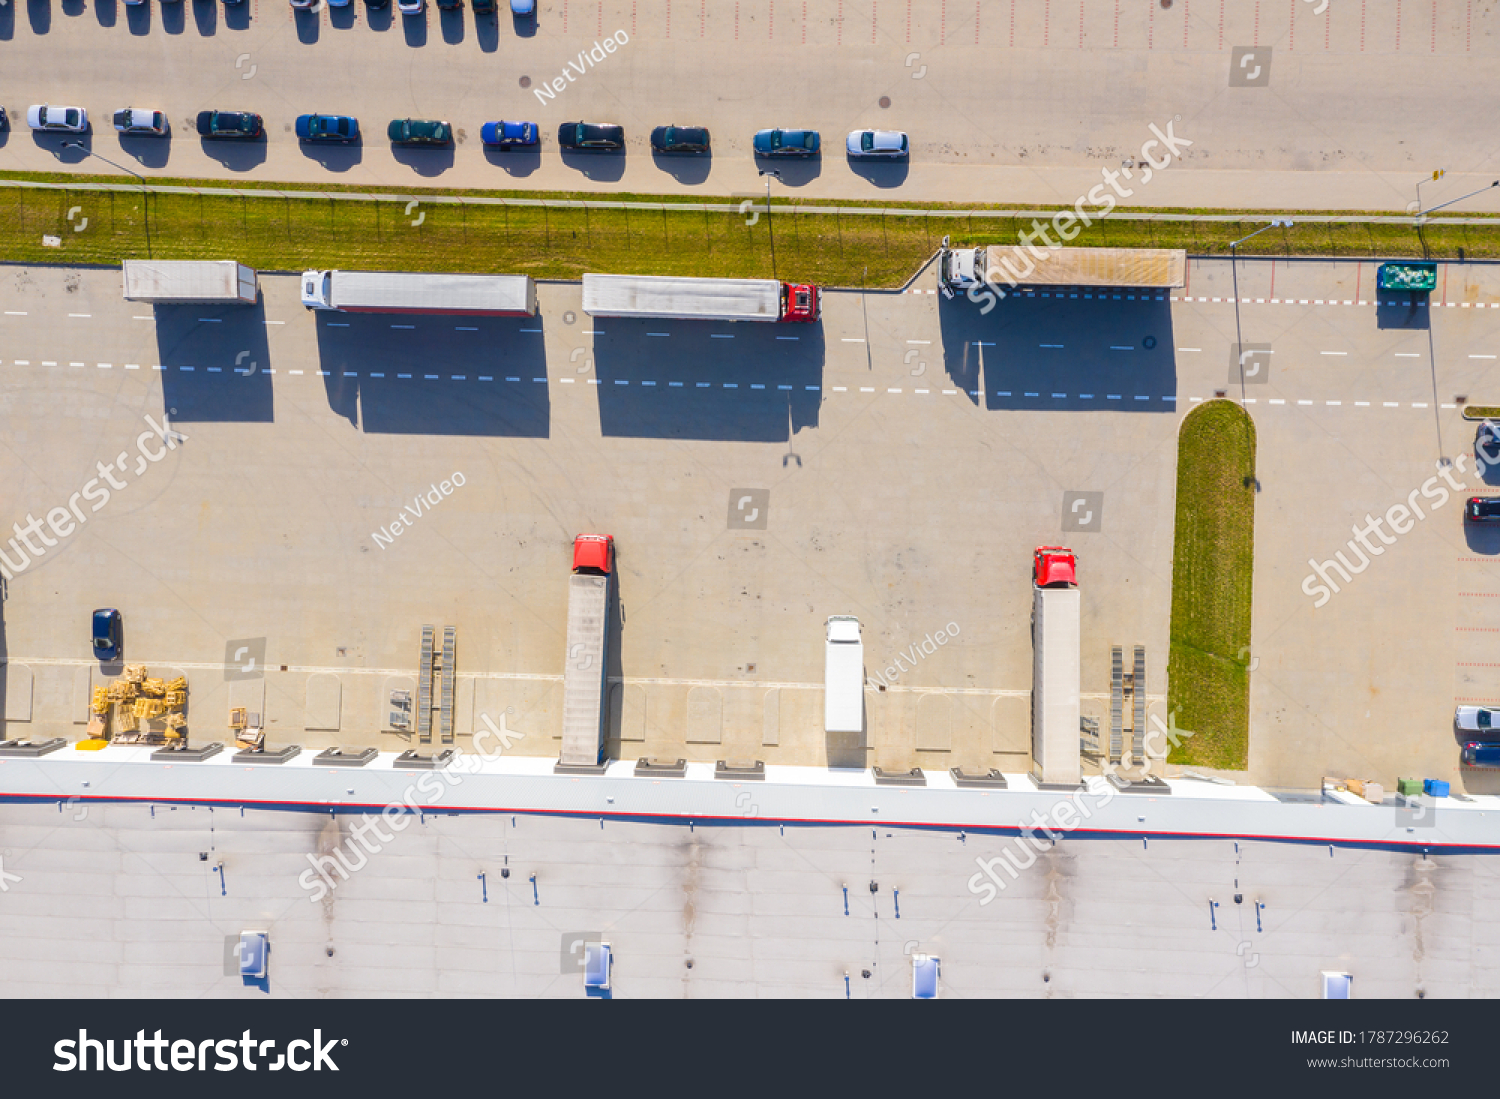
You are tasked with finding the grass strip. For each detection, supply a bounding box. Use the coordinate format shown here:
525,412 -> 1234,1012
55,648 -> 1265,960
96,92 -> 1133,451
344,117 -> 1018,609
1166,399 -> 1257,770
2,182 -> 1498,286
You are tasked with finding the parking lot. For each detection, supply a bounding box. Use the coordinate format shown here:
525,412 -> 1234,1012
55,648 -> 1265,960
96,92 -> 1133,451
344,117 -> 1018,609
2,0 -> 1500,210
5,259 -> 1500,789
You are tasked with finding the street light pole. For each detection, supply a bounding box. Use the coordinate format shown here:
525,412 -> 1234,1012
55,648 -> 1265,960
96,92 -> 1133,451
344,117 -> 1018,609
758,169 -> 781,280
63,142 -> 152,258
1416,179 -> 1500,221
1415,169 -> 1445,225
1228,218 -> 1293,398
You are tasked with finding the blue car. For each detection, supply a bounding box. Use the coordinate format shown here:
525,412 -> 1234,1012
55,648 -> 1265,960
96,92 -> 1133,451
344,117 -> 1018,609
91,608 -> 121,661
295,114 -> 359,144
753,128 -> 820,158
481,120 -> 537,148
510,0 -> 534,13
1463,741 -> 1500,769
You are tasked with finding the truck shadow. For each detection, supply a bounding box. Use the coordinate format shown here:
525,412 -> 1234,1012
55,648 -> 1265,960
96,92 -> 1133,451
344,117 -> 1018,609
937,290 -> 1177,411
314,314 -> 550,436
191,0 -> 216,34
591,319 -> 823,442
154,301 -> 275,423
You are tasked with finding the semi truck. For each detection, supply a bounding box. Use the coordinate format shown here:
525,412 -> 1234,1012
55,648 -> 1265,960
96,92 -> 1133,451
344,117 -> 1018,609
300,270 -> 538,316
824,615 -> 864,734
122,260 -> 258,305
581,273 -> 820,323
559,534 -> 614,769
1031,547 -> 1081,787
939,244 -> 1186,298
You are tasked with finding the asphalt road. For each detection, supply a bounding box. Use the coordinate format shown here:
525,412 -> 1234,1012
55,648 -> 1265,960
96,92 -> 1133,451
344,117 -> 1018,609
2,0 -> 1500,211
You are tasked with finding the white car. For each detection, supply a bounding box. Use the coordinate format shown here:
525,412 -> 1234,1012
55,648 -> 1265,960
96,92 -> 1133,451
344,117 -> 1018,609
1456,706 -> 1500,733
113,108 -> 168,136
289,0 -> 318,8
845,129 -> 909,159
26,105 -> 88,133
397,0 -> 423,12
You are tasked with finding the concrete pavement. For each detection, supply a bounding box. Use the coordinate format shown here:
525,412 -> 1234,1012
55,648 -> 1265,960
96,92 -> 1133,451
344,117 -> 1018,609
2,0 -> 1500,211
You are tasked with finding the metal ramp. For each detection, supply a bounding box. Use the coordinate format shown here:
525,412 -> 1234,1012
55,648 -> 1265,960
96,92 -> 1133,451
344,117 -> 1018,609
1109,646 -> 1124,764
1131,646 -> 1147,764
417,626 -> 435,744
440,627 -> 456,745
1079,715 -> 1101,757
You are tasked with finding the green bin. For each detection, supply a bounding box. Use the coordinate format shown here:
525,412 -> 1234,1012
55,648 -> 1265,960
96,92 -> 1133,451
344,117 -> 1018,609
1397,777 -> 1423,796
1377,262 -> 1438,292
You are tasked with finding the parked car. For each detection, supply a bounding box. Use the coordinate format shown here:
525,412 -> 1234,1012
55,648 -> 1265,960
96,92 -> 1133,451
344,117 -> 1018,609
510,0 -> 535,13
91,608 -> 121,661
650,125 -> 710,154
26,105 -> 88,133
480,120 -> 537,148
1462,741 -> 1500,768
846,129 -> 909,159
1467,496 -> 1500,522
328,0 -> 352,8
753,128 -> 819,158
1478,421 -> 1500,462
295,114 -> 360,143
397,0 -> 424,13
472,0 -> 494,11
114,108 -> 168,136
387,118 -> 452,146
195,110 -> 264,140
437,0 -> 461,8
1457,706 -> 1500,734
0,107 -> 7,131
558,121 -> 624,151
290,0 -> 318,8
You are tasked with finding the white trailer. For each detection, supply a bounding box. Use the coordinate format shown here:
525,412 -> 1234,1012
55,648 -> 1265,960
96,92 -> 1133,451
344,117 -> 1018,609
559,535 -> 613,768
301,270 -> 538,316
824,615 -> 865,734
1032,563 -> 1082,787
122,260 -> 258,304
583,273 -> 793,322
940,245 -> 1186,295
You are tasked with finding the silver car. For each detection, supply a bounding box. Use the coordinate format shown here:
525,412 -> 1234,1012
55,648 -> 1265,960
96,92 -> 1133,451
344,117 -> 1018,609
1456,706 -> 1500,734
845,129 -> 909,159
114,108 -> 168,136
26,105 -> 88,133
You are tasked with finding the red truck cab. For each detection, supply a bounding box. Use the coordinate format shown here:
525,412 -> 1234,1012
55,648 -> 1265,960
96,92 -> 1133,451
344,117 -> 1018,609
1033,546 -> 1077,588
573,534 -> 614,575
780,282 -> 820,322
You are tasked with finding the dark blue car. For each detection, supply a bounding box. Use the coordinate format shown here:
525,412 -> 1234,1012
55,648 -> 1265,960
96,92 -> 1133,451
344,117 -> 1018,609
295,114 -> 359,144
92,608 -> 121,661
1463,741 -> 1500,768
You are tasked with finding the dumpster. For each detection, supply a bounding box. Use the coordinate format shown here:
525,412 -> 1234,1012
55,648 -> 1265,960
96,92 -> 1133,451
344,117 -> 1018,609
1377,262 -> 1438,292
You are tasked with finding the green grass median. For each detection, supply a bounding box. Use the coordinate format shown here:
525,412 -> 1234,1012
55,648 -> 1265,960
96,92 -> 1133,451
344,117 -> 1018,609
2,174 -> 1499,287
1166,400 -> 1257,771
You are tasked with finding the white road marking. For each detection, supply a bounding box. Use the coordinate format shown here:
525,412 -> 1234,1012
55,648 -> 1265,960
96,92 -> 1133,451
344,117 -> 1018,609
775,336 -> 800,341
68,314 -> 90,318
1039,344 -> 1064,349
1320,351 -> 1347,356
290,370 -> 304,375
841,338 -> 865,343
669,381 -> 683,387
1471,354 -> 1497,360
1384,401 -> 1400,407
833,386 -> 848,392
1413,402 -> 1429,408
455,327 -> 478,332
1178,347 -> 1201,352
264,320 -> 284,326
1270,398 -> 1285,404
860,387 -> 875,392
888,388 -> 902,393
198,318 -> 221,323
1297,399 -> 1313,405
1355,401 -> 1370,406
907,339 -> 931,344
97,363 -> 111,369
711,334 -> 734,339
561,377 -> 576,383
647,332 -> 670,337
392,325 -> 415,330
1395,353 -> 1422,357
1109,346 -> 1133,351
520,328 -> 542,333
328,323 -> 350,327
751,383 -> 765,389
5,312 -> 28,316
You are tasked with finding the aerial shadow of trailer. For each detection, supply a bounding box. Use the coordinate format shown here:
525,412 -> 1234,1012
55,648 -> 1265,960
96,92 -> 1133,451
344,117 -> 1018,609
938,288 -> 1177,412
314,313 -> 550,437
589,318 -> 823,442
154,302 -> 274,423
